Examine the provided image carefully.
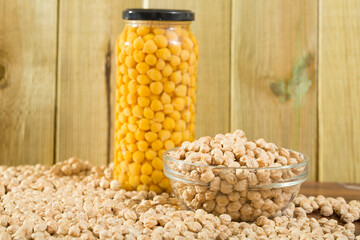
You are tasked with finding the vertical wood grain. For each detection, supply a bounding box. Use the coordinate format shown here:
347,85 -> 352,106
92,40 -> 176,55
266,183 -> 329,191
0,1 -> 57,165
319,0 -> 360,183
57,0 -> 141,165
57,0 -> 109,165
231,0 -> 318,180
147,0 -> 231,138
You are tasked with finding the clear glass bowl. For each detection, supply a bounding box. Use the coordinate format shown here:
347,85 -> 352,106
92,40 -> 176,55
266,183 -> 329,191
163,148 -> 309,222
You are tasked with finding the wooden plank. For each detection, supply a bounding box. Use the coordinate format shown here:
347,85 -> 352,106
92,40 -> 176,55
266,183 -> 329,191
231,0 -> 318,180
57,0 -> 141,165
147,0 -> 231,138
301,182 -> 360,201
0,1 -> 57,165
56,0 -> 110,165
319,0 -> 360,183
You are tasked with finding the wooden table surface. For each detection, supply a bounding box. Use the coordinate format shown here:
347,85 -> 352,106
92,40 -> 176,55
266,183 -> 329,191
300,182 -> 360,236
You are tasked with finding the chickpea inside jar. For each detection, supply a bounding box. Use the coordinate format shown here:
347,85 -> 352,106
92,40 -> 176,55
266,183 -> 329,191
114,9 -> 198,194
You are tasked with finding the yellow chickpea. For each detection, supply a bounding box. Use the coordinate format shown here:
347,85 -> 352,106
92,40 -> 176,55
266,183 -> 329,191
147,68 -> 162,81
143,107 -> 154,119
151,139 -> 163,151
163,117 -> 175,130
126,32 -> 138,43
180,49 -> 190,61
182,36 -> 194,50
128,124 -> 137,132
159,178 -> 170,189
145,132 -> 158,142
179,62 -> 189,73
164,140 -> 175,150
128,69 -> 139,80
137,184 -> 149,191
138,97 -> 150,108
175,119 -> 186,131
164,81 -> 175,93
168,43 -> 181,56
133,50 -> 145,63
140,175 -> 151,184
162,64 -> 173,77
145,54 -> 157,66
150,99 -> 163,111
189,52 -> 197,65
175,84 -> 188,97
169,111 -> 181,121
165,30 -> 178,41
151,170 -> 164,184
127,143 -> 137,152
133,151 -> 145,163
143,33 -> 155,41
141,162 -> 153,175
149,184 -> 162,194
155,59 -> 166,70
151,122 -> 162,133
143,39 -> 158,54
135,129 -> 145,140
137,85 -> 151,97
154,112 -> 165,122
163,104 -> 174,114
159,130 -> 171,141
170,71 -> 182,84
170,55 -> 181,67
145,149 -> 157,160
153,28 -> 166,35
154,34 -> 168,48
136,62 -> 150,74
181,110 -> 192,123
137,140 -> 148,152
136,26 -> 150,36
150,82 -> 163,95
127,93 -> 137,105
181,73 -> 191,85
138,118 -> 151,131
133,36 -> 144,50
172,97 -> 185,111
152,157 -> 163,170
125,132 -> 136,144
160,93 -> 171,104
156,48 -> 171,61
171,132 -> 183,145
125,56 -> 136,68
137,74 -> 151,85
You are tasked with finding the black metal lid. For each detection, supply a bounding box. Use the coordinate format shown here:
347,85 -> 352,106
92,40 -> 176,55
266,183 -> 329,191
123,9 -> 194,21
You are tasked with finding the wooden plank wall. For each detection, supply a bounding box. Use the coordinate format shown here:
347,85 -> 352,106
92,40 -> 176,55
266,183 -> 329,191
56,0 -> 142,165
319,0 -> 360,182
0,0 -> 360,183
231,0 -> 318,180
0,0 -> 57,165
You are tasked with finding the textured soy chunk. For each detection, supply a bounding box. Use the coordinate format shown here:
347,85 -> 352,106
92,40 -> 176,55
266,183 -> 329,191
0,159 -> 356,239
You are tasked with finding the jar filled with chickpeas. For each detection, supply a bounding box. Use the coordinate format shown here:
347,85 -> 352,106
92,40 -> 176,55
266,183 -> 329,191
114,9 -> 198,194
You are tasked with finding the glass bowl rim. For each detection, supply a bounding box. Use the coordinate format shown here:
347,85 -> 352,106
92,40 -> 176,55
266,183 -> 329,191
163,147 -> 309,171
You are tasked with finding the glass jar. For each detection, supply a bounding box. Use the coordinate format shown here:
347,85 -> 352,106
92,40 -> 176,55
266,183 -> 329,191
114,9 -> 198,193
